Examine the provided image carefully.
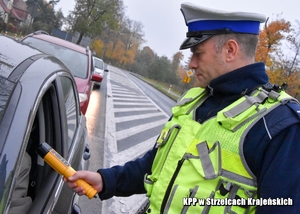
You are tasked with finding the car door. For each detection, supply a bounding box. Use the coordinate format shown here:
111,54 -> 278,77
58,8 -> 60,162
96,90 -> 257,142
52,75 -> 90,214
9,73 -> 87,214
25,73 -> 90,214
23,73 -> 70,214
2,71 -> 66,214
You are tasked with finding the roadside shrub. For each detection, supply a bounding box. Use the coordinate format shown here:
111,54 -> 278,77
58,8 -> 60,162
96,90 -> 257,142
7,23 -> 19,34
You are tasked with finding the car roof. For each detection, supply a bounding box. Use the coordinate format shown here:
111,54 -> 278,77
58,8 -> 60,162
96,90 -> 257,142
27,33 -> 87,54
0,35 -> 42,78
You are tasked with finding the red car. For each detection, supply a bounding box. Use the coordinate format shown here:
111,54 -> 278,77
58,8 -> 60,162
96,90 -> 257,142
22,31 -> 102,115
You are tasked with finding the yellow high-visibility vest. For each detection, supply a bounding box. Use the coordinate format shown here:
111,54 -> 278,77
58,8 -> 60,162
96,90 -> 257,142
144,86 -> 295,214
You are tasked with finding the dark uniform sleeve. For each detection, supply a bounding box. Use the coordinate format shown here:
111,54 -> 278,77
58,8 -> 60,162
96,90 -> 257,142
97,147 -> 157,200
244,103 -> 300,213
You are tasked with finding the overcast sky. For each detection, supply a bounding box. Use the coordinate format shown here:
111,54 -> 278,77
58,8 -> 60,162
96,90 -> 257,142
55,0 -> 299,61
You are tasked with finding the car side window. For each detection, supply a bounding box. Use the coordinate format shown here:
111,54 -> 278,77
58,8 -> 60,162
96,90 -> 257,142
9,81 -> 63,213
59,76 -> 78,150
27,82 -> 62,195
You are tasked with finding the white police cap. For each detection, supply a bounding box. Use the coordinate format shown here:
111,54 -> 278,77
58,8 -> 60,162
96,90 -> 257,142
179,2 -> 266,50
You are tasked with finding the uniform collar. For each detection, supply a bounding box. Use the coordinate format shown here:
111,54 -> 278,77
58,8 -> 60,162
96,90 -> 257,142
207,62 -> 268,97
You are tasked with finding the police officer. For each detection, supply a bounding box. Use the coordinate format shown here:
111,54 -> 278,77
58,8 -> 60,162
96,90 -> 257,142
65,2 -> 300,213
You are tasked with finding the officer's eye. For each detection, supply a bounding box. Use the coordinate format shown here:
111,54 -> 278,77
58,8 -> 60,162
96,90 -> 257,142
194,51 -> 203,58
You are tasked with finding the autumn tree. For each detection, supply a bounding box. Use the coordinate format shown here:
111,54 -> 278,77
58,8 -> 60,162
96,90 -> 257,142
109,39 -> 126,62
93,8 -> 127,60
118,19 -> 145,66
177,66 -> 187,83
92,14 -> 145,66
68,0 -> 123,44
282,21 -> 300,98
172,52 -> 186,82
90,39 -> 105,57
26,0 -> 58,33
256,17 -> 300,98
106,14 -> 128,62
287,21 -> 300,72
163,51 -> 183,85
148,56 -> 172,82
130,46 -> 155,77
171,52 -> 184,71
256,17 -> 291,67
54,8 -> 64,29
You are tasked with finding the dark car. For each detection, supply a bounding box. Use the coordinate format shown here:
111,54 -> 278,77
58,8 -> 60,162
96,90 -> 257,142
21,30 -> 102,115
0,35 -> 91,214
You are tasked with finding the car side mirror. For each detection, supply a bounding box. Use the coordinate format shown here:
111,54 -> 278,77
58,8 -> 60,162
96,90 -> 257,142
91,57 -> 95,73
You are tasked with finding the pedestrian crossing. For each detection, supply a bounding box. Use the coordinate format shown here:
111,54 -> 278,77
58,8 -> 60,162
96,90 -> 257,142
105,67 -> 168,165
102,66 -> 169,213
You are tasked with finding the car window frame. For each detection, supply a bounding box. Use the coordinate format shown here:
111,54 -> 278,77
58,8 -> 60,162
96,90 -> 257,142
16,70 -> 79,214
56,74 -> 80,152
0,78 -> 20,154
24,80 -> 63,213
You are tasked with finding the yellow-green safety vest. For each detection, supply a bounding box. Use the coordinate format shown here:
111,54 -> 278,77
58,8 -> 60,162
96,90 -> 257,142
144,86 -> 295,214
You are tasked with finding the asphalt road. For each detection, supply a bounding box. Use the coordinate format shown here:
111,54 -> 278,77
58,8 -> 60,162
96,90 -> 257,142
121,69 -> 176,117
78,65 -> 176,213
77,75 -> 107,213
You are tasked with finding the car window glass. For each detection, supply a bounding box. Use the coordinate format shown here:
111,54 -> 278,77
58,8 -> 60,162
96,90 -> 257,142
0,53 -> 15,78
0,76 -> 19,152
24,83 -> 62,211
59,76 -> 78,150
0,77 -> 15,123
22,37 -> 88,79
94,58 -> 103,69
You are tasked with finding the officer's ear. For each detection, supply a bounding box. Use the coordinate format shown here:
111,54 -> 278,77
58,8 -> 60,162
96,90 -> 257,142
224,39 -> 238,62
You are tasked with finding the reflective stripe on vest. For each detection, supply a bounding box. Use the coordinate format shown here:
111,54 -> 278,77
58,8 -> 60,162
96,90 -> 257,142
144,87 -> 295,214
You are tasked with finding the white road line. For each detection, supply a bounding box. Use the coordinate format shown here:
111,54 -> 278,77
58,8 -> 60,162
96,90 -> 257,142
114,107 -> 160,113
110,136 -> 157,166
102,67 -> 165,214
114,102 -> 154,106
116,118 -> 167,141
113,94 -> 146,98
113,91 -> 138,95
115,112 -> 166,123
111,86 -> 136,90
113,97 -> 149,102
104,70 -> 118,157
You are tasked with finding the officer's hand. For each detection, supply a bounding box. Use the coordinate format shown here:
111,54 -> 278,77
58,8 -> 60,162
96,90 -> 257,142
64,171 -> 103,196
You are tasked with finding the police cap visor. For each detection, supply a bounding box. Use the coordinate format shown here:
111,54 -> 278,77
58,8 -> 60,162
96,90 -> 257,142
179,35 -> 213,50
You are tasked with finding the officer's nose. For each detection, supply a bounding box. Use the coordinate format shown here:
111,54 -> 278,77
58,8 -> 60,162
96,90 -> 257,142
188,54 -> 198,70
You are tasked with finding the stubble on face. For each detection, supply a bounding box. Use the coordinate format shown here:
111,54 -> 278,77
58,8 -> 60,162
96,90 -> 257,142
190,39 -> 226,88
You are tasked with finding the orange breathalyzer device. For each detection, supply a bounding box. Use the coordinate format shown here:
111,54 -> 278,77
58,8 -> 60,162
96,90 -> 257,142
37,142 -> 97,199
